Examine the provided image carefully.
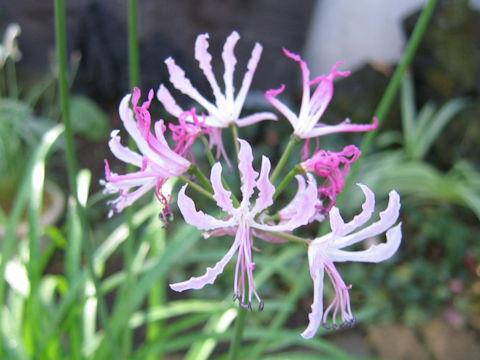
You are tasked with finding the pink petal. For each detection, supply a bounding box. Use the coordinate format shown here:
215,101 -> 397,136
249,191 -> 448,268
254,174 -> 318,232
233,42 -> 263,116
328,223 -> 402,263
282,48 -> 312,128
251,156 -> 275,216
211,162 -> 235,215
236,111 -> 278,127
301,264 -> 325,339
108,130 -> 143,167
164,57 -> 218,115
330,183 -> 375,236
170,232 -> 241,292
334,189 -> 401,250
265,85 -> 300,130
177,184 -> 234,230
195,33 -> 224,104
156,84 -> 184,117
222,31 -> 240,104
238,139 -> 258,205
305,117 -> 379,138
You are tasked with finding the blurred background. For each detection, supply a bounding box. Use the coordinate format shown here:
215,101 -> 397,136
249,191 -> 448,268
1,0 -> 479,359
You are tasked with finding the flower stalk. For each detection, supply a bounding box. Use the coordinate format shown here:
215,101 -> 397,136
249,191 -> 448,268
270,135 -> 301,184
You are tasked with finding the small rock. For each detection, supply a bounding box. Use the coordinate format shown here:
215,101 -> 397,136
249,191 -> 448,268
367,324 -> 431,360
422,317 -> 480,360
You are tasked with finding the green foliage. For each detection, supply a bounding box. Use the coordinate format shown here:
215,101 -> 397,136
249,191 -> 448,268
70,95 -> 109,141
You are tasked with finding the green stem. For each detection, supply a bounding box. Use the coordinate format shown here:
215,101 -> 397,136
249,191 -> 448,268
121,1 -> 141,356
270,135 -> 301,184
199,133 -> 216,166
263,231 -> 310,245
228,306 -> 248,360
187,164 -> 214,193
128,0 -> 140,89
198,134 -> 240,207
339,0 -> 438,207
273,165 -> 305,200
230,123 -> 240,160
249,262 -> 310,359
6,59 -> 18,99
54,0 -> 118,354
55,0 -> 78,187
178,175 -> 215,201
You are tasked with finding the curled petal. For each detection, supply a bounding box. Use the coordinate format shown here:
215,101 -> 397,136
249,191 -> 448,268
238,139 -> 258,205
265,84 -> 299,129
333,189 -> 401,249
211,162 -> 235,215
222,31 -> 240,104
328,223 -> 402,263
301,265 -> 325,339
108,130 -> 143,167
156,84 -> 184,117
330,183 -> 375,236
251,156 -> 275,216
254,174 -> 318,232
195,33 -> 224,104
178,184 -> 234,230
170,233 -> 241,291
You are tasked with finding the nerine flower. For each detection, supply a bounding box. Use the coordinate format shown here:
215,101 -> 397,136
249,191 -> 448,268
103,88 -> 190,218
302,184 -> 401,339
157,31 -> 277,161
302,145 -> 361,213
0,23 -> 21,67
265,48 -> 378,139
170,139 -> 318,310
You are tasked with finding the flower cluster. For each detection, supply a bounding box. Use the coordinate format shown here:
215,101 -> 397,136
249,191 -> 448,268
103,31 -> 402,339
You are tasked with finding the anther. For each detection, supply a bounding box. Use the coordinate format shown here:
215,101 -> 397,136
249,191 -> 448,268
258,300 -> 264,312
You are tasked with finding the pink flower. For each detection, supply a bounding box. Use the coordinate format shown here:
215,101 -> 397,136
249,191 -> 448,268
157,31 -> 277,161
170,139 -> 318,310
302,184 -> 401,339
168,108 -> 211,160
103,88 -> 190,218
302,145 -> 361,213
265,48 -> 378,139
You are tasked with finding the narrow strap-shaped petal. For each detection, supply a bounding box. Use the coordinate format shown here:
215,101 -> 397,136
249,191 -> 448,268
108,130 -> 143,167
236,111 -> 277,127
330,183 -> 375,236
305,118 -> 379,139
170,232 -> 241,292
251,156 -> 275,216
234,42 -> 263,116
211,162 -> 235,215
119,95 -> 170,167
333,190 -> 401,249
195,33 -> 225,104
254,174 -> 317,232
177,184 -> 234,230
328,223 -> 402,263
265,85 -> 300,130
222,31 -> 240,105
305,62 -> 350,134
238,139 -> 258,206
301,262 -> 325,339
156,84 -> 184,117
164,57 -> 219,116
119,94 -> 147,148
277,174 -> 306,220
282,48 -> 311,127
